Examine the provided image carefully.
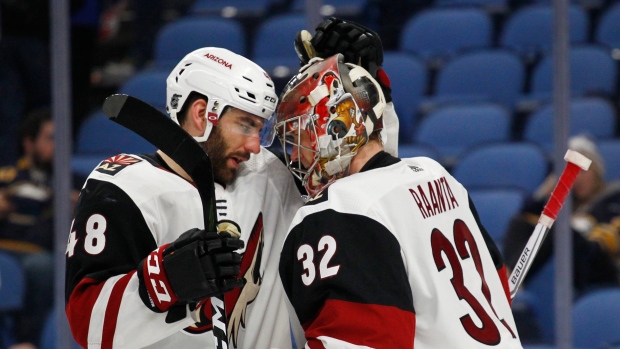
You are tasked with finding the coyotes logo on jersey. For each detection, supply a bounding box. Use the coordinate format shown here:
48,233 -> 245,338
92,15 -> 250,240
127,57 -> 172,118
95,154 -> 142,175
185,213 -> 265,348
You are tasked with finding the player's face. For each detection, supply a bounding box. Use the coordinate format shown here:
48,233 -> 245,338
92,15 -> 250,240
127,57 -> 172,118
205,108 -> 264,185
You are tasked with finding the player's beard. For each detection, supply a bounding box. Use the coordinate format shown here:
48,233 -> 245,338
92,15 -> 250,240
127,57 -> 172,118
204,126 -> 250,186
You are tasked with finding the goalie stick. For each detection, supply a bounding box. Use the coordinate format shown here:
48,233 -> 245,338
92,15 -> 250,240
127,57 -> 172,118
508,149 -> 592,299
102,94 -> 229,349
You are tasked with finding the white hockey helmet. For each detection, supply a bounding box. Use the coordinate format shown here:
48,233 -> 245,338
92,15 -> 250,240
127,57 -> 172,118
166,47 -> 279,143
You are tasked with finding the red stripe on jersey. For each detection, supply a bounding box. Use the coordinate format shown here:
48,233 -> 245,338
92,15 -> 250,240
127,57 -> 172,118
496,265 -> 511,306
66,277 -> 107,348
102,271 -> 136,349
303,299 -> 415,348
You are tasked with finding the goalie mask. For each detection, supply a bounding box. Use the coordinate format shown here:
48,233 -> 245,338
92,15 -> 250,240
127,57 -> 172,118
275,54 -> 386,196
166,47 -> 279,144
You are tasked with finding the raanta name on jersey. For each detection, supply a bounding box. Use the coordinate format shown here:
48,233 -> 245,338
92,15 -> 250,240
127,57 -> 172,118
409,176 -> 459,219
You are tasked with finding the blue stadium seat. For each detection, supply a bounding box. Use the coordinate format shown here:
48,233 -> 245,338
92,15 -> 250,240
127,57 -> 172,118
72,111 -> 156,176
433,0 -> 509,14
451,142 -> 550,195
118,70 -> 169,113
522,258 -> 556,343
499,4 -> 589,62
523,97 -> 617,153
399,7 -> 493,68
153,17 -> 246,69
521,45 -> 617,110
381,52 -> 427,143
421,49 -> 525,112
413,103 -> 511,166
290,0 -> 370,18
595,2 -> 620,54
468,188 -> 526,248
0,252 -> 25,347
598,139 -> 620,183
189,0 -> 276,18
572,288 -> 620,348
252,14 -> 308,82
74,111 -> 155,156
39,310 -> 81,349
398,143 -> 441,161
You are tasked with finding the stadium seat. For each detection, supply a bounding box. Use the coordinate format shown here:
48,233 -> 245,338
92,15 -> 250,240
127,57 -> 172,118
572,288 -> 620,348
598,139 -> 620,183
251,14 -> 308,89
521,258 -> 556,343
290,0 -> 370,18
521,45 -> 617,110
433,0 -> 509,14
74,111 -> 155,156
72,111 -> 156,176
398,143 -> 441,161
189,0 -> 276,18
451,142 -> 550,195
413,103 -> 511,166
153,17 -> 246,69
381,52 -> 428,143
468,188 -> 526,248
522,97 -> 617,153
399,7 -> 493,68
595,2 -> 620,54
0,252 -> 25,347
0,252 -> 25,312
39,310 -> 81,349
118,70 -> 169,113
499,4 -> 589,62
420,49 -> 525,112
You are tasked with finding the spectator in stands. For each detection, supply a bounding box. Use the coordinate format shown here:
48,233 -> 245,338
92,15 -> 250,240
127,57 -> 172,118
0,108 -> 85,349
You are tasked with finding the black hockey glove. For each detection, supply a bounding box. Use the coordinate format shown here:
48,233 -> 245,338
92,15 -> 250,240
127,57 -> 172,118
294,16 -> 392,102
137,228 -> 244,313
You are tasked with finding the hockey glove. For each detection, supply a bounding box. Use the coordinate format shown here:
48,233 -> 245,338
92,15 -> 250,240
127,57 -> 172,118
294,16 -> 392,102
137,228 -> 244,313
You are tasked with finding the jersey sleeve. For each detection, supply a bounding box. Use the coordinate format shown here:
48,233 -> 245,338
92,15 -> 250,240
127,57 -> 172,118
65,178 -> 193,348
279,209 -> 415,349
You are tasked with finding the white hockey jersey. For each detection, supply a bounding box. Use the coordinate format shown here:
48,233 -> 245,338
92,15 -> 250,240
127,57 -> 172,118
66,149 -> 305,348
280,152 -> 522,349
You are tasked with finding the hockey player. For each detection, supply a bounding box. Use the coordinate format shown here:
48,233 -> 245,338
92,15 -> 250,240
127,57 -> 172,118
275,54 -> 524,348
65,48 -> 306,348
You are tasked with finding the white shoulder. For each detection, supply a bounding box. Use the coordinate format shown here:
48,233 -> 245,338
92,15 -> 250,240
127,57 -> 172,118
88,154 -> 190,192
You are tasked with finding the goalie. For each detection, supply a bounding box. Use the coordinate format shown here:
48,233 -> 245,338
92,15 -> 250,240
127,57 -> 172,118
276,22 -> 523,348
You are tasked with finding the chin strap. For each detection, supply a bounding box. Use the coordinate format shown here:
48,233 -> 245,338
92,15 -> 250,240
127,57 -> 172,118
381,102 -> 399,157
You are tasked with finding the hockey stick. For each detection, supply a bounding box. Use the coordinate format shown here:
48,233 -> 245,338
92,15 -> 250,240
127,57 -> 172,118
508,149 -> 591,299
102,94 -> 229,348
